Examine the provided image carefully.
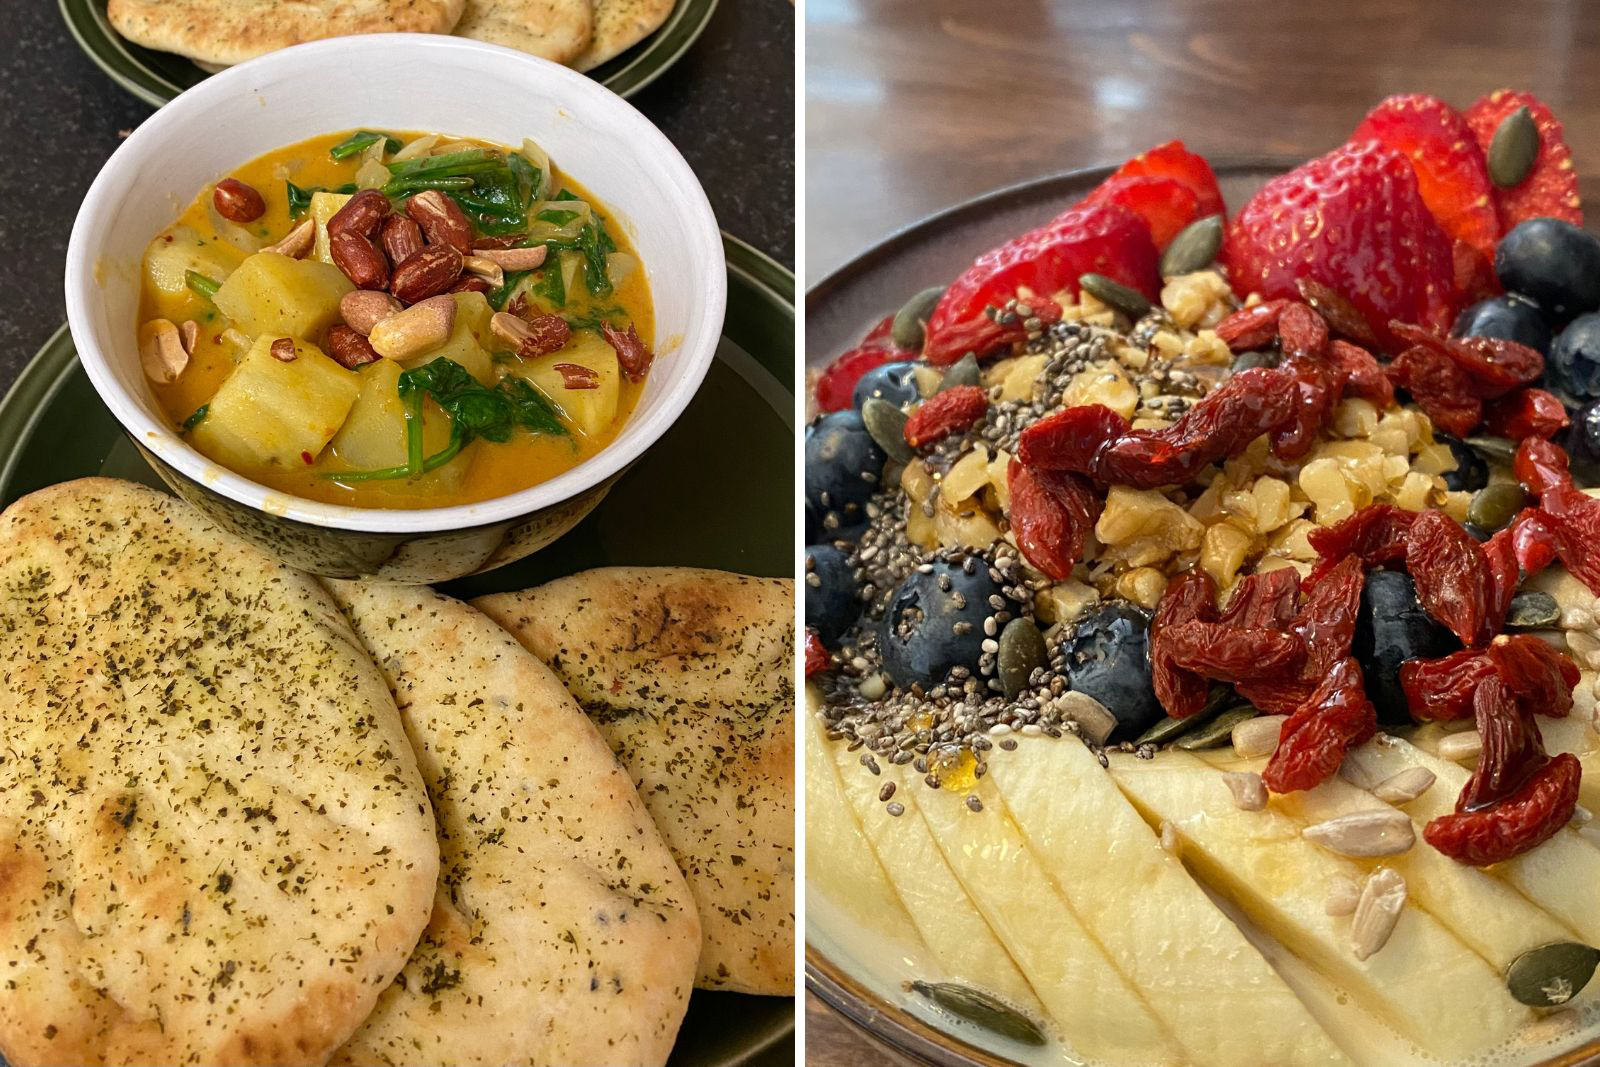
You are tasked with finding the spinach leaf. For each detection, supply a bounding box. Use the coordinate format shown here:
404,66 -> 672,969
329,130 -> 401,160
186,271 -> 221,299
487,270 -> 532,311
384,149 -> 498,178
285,180 -> 358,219
507,152 -> 540,206
531,258 -> 566,307
381,175 -> 476,197
181,404 -> 209,432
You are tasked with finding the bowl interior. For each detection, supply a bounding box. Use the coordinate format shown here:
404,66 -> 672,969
67,33 -> 724,534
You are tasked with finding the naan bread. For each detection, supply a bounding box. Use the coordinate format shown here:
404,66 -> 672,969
107,0 -> 466,67
475,567 -> 795,995
572,0 -> 675,72
452,0 -> 594,65
0,479 -> 437,1067
325,582 -> 700,1067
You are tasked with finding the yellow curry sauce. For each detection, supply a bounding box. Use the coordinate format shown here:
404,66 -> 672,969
139,130 -> 652,509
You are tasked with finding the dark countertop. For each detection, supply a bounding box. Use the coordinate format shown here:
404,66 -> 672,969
0,0 -> 794,389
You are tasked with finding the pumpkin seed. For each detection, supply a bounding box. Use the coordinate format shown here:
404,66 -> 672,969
1505,941 -> 1600,1007
909,981 -> 1048,1046
1504,590 -> 1561,630
1135,684 -> 1231,746
937,353 -> 981,393
1079,272 -> 1152,320
997,618 -> 1048,700
1467,482 -> 1528,531
1232,349 -> 1278,372
1160,214 -> 1224,278
892,286 -> 944,351
1465,435 -> 1517,463
1488,106 -> 1540,189
862,397 -> 914,463
1175,706 -> 1259,750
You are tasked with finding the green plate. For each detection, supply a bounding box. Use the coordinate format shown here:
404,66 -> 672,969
0,233 -> 794,1067
59,0 -> 719,106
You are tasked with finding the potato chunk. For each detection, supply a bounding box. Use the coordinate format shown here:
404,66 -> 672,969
519,330 -> 619,437
330,360 -> 459,488
191,335 -> 360,469
213,252 -> 353,339
310,191 -> 354,264
142,226 -> 240,298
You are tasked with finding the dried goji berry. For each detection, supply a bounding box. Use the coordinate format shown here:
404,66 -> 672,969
1513,435 -> 1571,495
1271,357 -> 1340,462
1162,622 -> 1307,684
1385,344 -> 1483,437
1425,753 -> 1581,866
1460,674 -> 1550,812
1214,299 -> 1289,350
1092,367 -> 1299,487
1400,648 -> 1494,721
1326,339 -> 1394,408
1488,634 -> 1578,720
1016,405 -> 1132,472
1289,554 -> 1365,675
1390,321 -> 1544,398
1217,567 -> 1301,630
1307,504 -> 1417,572
1006,460 -> 1101,581
1482,509 -> 1560,624
1262,657 -> 1377,794
804,629 -> 832,677
904,386 -> 988,449
1515,439 -> 1600,596
1150,568 -> 1218,719
1277,302 -> 1330,361
1406,509 -> 1494,647
1296,278 -> 1380,349
814,315 -> 907,412
1483,387 -> 1570,440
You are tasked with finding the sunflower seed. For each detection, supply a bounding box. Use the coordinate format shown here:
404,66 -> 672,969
1221,771 -> 1268,811
1175,706 -> 1258,750
892,286 -> 945,351
936,353 -> 981,393
1506,941 -> 1600,1007
997,618 -> 1048,700
1351,867 -> 1406,960
1160,214 -> 1224,278
1079,272 -> 1151,320
1488,106 -> 1540,189
1438,731 -> 1484,763
1505,590 -> 1561,630
862,397 -> 914,463
909,981 -> 1048,1046
1231,714 -> 1288,758
1371,766 -> 1436,804
1302,809 -> 1416,857
1325,875 -> 1362,916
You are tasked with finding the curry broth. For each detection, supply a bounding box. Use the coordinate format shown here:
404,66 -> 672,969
140,130 -> 652,509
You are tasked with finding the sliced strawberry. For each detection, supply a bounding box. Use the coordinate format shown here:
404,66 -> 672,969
814,315 -> 908,412
1222,139 -> 1458,350
1465,89 -> 1583,226
923,202 -> 1159,365
1104,140 -> 1226,219
1084,175 -> 1201,248
1353,94 -> 1502,261
1452,239 -> 1502,306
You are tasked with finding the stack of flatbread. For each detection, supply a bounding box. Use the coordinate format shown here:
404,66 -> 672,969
0,479 -> 792,1067
107,0 -> 678,74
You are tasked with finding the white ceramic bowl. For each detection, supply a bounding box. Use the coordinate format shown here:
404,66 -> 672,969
64,33 -> 725,580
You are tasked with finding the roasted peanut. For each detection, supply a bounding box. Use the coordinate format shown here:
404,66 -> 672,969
379,215 -> 425,266
477,246 -> 548,272
473,234 -> 525,251
325,325 -> 381,368
331,232 -> 390,290
263,219 -> 314,258
490,311 -> 569,358
448,275 -> 493,295
406,190 -> 474,254
390,246 -> 463,303
369,295 -> 456,360
462,254 -> 505,289
178,319 -> 200,355
327,188 -> 390,239
270,337 -> 297,363
139,318 -> 188,383
213,178 -> 265,223
340,289 -> 403,335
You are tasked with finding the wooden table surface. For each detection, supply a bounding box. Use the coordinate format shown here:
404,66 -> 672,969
803,1 -> 1600,1062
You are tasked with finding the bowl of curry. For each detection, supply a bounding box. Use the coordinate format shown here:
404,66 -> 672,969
65,34 -> 725,582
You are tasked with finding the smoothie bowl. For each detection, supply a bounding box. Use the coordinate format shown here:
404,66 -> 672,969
66,34 -> 724,583
805,88 -> 1600,1067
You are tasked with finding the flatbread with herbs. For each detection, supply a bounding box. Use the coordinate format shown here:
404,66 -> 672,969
572,0 -> 676,72
475,567 -> 795,995
0,479 -> 438,1067
452,0 -> 594,65
107,0 -> 466,68
326,582 -> 700,1067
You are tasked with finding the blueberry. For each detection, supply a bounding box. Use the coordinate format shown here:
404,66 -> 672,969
1495,218 -> 1600,324
804,410 -> 885,542
853,361 -> 921,410
1548,313 -> 1600,403
805,544 -> 858,645
1452,295 -> 1552,355
1352,571 -> 1460,726
1434,433 -> 1488,492
1564,399 -> 1600,485
1062,602 -> 1160,740
878,561 -> 1010,688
